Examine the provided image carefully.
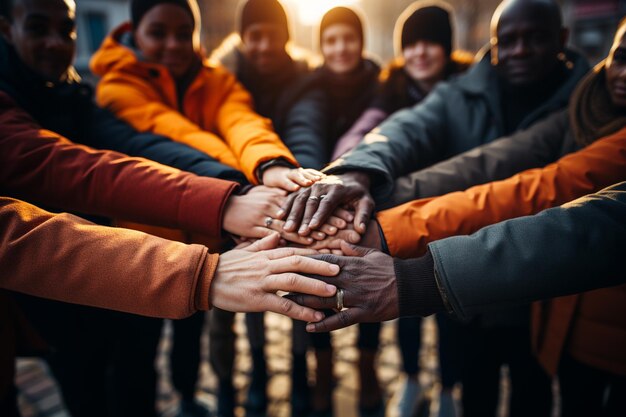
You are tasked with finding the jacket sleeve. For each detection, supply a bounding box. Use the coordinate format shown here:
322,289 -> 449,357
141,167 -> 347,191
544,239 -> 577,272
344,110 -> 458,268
85,106 -> 247,184
215,77 -> 299,182
383,110 -> 572,208
430,182 -> 626,319
331,107 -> 389,161
377,126 -> 626,258
0,92 -> 238,238
94,75 -> 240,168
0,198 -> 217,319
279,88 -> 329,170
324,84 -> 450,201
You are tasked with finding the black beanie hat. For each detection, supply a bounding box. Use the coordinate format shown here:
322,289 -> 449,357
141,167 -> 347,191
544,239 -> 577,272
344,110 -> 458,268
239,0 -> 289,39
131,0 -> 197,29
400,2 -> 453,55
320,7 -> 364,44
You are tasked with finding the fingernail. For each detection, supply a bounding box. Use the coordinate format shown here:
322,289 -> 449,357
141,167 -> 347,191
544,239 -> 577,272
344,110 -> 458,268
284,220 -> 294,230
314,311 -> 325,321
329,226 -> 337,233
298,225 -> 308,234
347,214 -> 354,222
306,324 -> 316,332
307,237 -> 313,243
360,222 -> 366,230
316,232 -> 325,239
329,266 -> 339,275
276,209 -> 285,217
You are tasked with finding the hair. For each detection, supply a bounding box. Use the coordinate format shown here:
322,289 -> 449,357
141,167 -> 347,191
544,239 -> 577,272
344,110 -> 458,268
319,6 -> 364,46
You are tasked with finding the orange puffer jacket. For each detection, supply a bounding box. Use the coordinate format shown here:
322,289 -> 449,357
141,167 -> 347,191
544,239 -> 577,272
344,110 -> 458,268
90,23 -> 298,183
377,126 -> 626,258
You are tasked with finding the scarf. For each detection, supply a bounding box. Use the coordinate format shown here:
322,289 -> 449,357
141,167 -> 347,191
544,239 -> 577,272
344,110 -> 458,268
569,63 -> 626,146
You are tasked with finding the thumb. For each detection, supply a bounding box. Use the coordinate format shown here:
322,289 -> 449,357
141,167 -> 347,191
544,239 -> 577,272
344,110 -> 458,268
339,241 -> 373,258
243,232 -> 281,252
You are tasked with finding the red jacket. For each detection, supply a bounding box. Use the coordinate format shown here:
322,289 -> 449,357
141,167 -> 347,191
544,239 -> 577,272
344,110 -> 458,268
0,91 -> 238,237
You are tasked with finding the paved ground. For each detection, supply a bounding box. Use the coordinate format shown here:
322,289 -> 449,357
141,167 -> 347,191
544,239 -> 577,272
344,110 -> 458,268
16,313 -> 450,417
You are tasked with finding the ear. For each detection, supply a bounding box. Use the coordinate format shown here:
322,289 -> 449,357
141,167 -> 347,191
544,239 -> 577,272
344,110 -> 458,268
0,16 -> 13,43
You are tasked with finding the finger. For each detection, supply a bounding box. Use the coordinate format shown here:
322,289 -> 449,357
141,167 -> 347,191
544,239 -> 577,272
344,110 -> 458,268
284,293 -> 338,310
242,233 -> 281,252
287,169 -> 314,187
331,249 -> 344,256
300,168 -> 324,182
326,216 -> 346,231
298,188 -> 326,235
266,219 -> 315,245
263,294 -> 327,322
354,196 -> 375,234
340,241 -> 373,258
319,223 -> 338,236
308,190 -> 342,230
305,308 -> 362,332
276,191 -> 299,219
268,256 -> 340,277
263,273 -> 337,296
333,208 -> 354,223
284,188 -> 311,232
310,230 -> 328,241
279,175 -> 301,192
264,246 -> 324,260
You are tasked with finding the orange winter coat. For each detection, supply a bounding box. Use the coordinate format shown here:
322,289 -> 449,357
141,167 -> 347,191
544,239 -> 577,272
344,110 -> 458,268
377,126 -> 626,258
90,23 -> 298,183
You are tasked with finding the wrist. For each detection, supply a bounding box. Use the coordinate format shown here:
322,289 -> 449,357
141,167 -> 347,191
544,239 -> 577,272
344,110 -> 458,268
343,171 -> 371,190
257,158 -> 296,183
393,250 -> 446,317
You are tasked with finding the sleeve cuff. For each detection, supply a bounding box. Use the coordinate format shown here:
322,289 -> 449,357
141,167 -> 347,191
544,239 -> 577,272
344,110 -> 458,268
393,250 -> 446,317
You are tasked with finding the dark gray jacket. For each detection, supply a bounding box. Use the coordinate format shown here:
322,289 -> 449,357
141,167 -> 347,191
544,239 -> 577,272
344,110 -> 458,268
326,50 -> 589,202
383,110 -> 577,208
430,181 -> 626,319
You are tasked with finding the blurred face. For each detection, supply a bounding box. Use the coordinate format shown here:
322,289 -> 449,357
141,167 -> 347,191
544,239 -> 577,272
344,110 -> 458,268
0,0 -> 76,82
403,40 -> 447,84
133,3 -> 196,79
241,22 -> 289,75
605,26 -> 626,108
493,9 -> 565,86
321,23 -> 362,75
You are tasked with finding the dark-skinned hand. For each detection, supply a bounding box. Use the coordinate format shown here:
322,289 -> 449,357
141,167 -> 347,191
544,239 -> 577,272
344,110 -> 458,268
276,171 -> 374,237
287,242 -> 399,332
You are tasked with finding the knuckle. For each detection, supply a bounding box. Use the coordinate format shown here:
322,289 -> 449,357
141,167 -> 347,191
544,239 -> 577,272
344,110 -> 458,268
279,298 -> 294,314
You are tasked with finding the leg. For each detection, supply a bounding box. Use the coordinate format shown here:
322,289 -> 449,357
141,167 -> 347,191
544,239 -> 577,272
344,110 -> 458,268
396,316 -> 423,417
310,326 -> 333,416
357,322 -> 383,414
208,308 -> 236,417
244,312 -> 268,414
291,320 -> 310,416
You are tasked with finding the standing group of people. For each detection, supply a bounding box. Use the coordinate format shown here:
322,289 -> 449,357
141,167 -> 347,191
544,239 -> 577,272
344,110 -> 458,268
1,0 -> 625,417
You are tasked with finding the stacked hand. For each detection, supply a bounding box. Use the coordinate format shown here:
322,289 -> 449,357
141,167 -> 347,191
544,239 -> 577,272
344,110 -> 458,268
262,166 -> 324,192
212,233 -> 339,323
286,242 -> 399,331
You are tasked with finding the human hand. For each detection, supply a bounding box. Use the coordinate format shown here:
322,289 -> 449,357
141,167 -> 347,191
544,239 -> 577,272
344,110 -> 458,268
262,166 -> 324,192
211,233 -> 339,322
276,171 -> 374,236
286,242 -> 399,331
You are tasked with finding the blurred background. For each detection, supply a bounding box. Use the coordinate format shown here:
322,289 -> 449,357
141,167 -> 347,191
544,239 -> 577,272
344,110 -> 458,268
75,0 -> 626,78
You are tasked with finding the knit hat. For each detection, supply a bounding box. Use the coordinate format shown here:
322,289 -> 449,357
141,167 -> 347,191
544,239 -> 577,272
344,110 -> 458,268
239,0 -> 289,39
320,7 -> 364,44
398,1 -> 453,55
131,0 -> 198,29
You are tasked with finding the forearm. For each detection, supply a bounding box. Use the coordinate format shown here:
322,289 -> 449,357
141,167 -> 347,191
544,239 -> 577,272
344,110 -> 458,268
0,198 -> 218,319
430,182 -> 626,319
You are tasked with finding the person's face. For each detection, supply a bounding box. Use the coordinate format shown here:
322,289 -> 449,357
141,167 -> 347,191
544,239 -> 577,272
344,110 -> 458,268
403,40 -> 447,84
493,11 -> 565,86
0,0 -> 76,82
133,3 -> 196,79
241,22 -> 289,75
321,23 -> 362,75
605,26 -> 626,108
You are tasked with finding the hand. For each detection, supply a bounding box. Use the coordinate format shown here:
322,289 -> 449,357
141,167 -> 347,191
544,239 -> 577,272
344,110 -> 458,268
262,166 -> 324,192
307,222 -> 363,253
211,233 -> 339,322
223,186 -> 344,244
276,171 -> 374,236
287,242 -> 399,331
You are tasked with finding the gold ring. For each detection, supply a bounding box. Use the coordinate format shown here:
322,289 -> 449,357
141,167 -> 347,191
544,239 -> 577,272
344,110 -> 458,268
336,288 -> 344,310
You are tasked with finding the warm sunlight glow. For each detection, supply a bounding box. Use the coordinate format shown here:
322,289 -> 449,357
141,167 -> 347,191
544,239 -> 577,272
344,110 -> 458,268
283,0 -> 359,26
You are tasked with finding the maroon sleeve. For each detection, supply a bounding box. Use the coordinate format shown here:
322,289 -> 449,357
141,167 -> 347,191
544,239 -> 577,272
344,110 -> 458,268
0,91 -> 238,237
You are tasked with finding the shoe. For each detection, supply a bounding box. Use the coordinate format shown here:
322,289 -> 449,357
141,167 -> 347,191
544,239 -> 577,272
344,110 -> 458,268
396,377 -> 422,417
217,380 -> 235,417
177,399 -> 211,417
